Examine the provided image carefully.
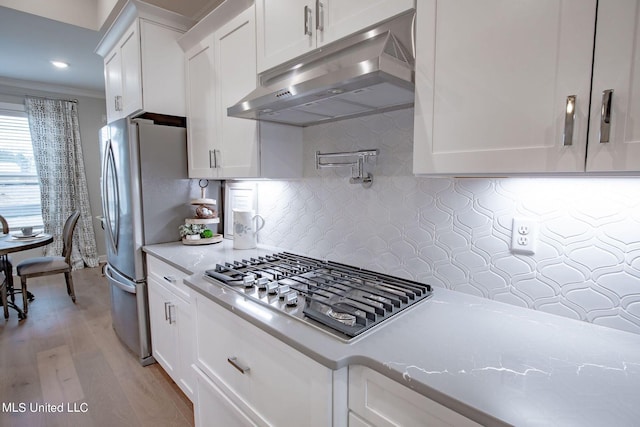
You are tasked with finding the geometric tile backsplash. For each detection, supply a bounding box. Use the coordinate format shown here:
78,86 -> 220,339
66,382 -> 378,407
252,109 -> 640,335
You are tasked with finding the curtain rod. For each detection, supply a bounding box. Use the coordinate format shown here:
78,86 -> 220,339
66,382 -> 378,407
25,95 -> 78,103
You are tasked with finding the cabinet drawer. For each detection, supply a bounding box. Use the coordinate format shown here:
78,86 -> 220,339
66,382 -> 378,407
194,365 -> 258,427
349,365 -> 480,427
146,255 -> 191,300
195,295 -> 332,427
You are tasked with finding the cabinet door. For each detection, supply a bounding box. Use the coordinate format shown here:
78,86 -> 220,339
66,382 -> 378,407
413,0 -> 597,175
256,0 -> 314,73
349,365 -> 481,427
119,21 -> 143,117
185,35 -> 219,179
318,0 -> 414,46
104,48 -> 122,123
586,0 -> 640,172
214,7 -> 260,178
175,296 -> 195,399
148,277 -> 177,377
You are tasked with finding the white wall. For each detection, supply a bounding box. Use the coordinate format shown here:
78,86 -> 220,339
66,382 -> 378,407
253,109 -> 640,336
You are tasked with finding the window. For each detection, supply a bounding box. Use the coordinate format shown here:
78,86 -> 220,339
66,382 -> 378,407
0,103 -> 43,231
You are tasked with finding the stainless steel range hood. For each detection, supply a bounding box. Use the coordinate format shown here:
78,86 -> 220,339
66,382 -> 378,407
227,11 -> 415,127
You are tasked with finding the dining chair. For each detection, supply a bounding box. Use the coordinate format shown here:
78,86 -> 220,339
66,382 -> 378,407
16,211 -> 81,314
1,214 -> 14,318
0,215 -> 8,234
0,270 -> 5,318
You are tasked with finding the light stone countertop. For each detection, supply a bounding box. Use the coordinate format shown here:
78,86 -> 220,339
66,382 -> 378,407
144,241 -> 640,427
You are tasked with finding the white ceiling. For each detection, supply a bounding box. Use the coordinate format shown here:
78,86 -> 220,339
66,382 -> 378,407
0,6 -> 105,95
0,0 -> 221,97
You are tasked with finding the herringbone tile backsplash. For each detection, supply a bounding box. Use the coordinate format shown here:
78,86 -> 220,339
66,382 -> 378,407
252,109 -> 640,335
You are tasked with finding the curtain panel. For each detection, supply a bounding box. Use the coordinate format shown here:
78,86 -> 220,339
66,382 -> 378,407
24,97 -> 99,269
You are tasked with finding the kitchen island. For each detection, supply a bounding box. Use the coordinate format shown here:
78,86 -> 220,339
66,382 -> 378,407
144,241 -> 640,427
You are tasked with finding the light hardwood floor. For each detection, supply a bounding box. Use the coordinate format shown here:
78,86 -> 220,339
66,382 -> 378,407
0,266 -> 194,427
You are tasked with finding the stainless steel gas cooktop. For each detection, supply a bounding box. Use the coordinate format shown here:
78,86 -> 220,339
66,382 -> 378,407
204,252 -> 432,342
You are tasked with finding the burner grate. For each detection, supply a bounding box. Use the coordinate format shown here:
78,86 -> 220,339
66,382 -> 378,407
204,252 -> 432,340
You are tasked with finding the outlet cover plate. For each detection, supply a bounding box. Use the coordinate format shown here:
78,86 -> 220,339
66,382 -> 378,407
511,217 -> 537,255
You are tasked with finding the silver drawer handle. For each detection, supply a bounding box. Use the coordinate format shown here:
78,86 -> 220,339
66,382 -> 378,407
227,357 -> 250,374
563,95 -> 576,146
600,89 -> 613,143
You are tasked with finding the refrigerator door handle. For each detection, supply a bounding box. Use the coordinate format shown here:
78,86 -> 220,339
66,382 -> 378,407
102,139 -> 120,254
105,264 -> 136,294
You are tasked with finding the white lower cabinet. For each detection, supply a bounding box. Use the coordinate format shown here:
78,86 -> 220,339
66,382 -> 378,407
194,294 -> 334,427
348,366 -> 480,427
194,365 -> 258,427
193,292 -> 481,426
146,256 -> 195,401
348,411 -> 374,427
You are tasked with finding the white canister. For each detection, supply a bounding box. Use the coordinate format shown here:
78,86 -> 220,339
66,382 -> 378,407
233,209 -> 265,249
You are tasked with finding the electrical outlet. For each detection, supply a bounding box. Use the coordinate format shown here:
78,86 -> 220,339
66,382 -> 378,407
511,217 -> 537,255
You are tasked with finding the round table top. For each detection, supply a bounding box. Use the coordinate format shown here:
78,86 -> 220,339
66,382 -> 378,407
0,233 -> 54,256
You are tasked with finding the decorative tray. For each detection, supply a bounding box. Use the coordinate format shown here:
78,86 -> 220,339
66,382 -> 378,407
181,234 -> 223,245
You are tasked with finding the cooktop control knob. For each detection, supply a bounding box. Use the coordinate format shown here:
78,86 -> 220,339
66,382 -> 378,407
283,291 -> 298,306
256,277 -> 269,290
277,284 -> 290,298
266,281 -> 279,295
243,274 -> 256,287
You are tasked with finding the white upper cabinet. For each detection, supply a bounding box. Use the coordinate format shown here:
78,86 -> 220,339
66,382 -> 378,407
119,21 -> 142,117
256,0 -> 414,73
104,48 -> 122,122
318,0 -> 414,47
255,0 -> 311,73
185,34 -> 217,178
586,0 -> 640,172
96,1 -> 193,123
213,8 -> 260,178
413,0 -> 597,175
181,3 -> 303,180
184,7 -> 259,179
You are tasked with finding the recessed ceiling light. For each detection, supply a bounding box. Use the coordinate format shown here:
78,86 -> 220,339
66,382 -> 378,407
51,61 -> 69,69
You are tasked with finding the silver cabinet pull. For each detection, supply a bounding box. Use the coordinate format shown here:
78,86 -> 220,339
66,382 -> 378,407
600,89 -> 613,143
304,5 -> 312,36
167,304 -> 175,324
209,149 -> 221,168
227,357 -> 250,374
164,302 -> 175,324
563,95 -> 576,146
315,0 -> 324,31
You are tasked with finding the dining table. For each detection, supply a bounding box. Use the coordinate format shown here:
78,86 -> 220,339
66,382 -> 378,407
0,232 -> 53,319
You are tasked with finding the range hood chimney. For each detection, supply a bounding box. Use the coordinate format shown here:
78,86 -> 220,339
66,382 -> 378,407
227,11 -> 416,127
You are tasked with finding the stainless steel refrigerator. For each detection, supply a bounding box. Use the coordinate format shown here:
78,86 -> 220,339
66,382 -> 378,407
99,116 -> 203,365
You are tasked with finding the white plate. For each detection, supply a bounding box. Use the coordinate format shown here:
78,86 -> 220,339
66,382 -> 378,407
11,233 -> 42,239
